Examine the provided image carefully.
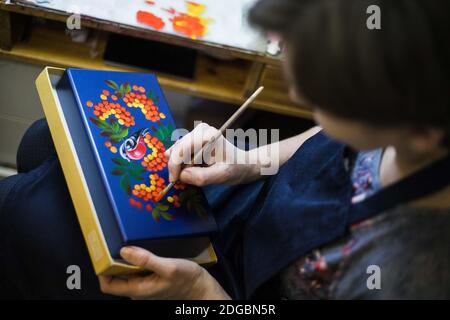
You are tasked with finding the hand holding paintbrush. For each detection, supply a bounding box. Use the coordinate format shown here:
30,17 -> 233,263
156,86 -> 264,201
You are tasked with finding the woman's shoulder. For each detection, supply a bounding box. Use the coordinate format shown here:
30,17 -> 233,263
335,205 -> 450,299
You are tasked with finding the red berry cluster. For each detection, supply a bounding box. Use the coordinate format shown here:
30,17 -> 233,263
91,101 -> 135,127
141,134 -> 168,171
123,89 -> 163,122
129,198 -> 143,209
132,173 -> 166,202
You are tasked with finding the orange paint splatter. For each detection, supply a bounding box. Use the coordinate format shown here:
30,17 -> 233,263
172,14 -> 206,39
186,1 -> 205,16
166,2 -> 210,39
136,10 -> 165,30
145,0 -> 155,5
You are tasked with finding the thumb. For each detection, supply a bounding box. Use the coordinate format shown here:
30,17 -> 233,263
120,246 -> 170,277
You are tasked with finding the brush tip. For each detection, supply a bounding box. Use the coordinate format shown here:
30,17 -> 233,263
155,192 -> 164,203
155,183 -> 172,202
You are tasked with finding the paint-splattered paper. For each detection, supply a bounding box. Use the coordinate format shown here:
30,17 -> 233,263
24,0 -> 267,53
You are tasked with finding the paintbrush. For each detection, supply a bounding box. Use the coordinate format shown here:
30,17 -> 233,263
155,86 -> 264,202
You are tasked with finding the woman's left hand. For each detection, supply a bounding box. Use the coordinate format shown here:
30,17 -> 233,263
99,246 -> 230,300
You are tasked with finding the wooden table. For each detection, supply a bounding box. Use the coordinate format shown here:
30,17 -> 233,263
0,0 -> 312,118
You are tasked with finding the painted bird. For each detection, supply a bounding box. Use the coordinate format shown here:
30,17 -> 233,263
120,128 -> 149,162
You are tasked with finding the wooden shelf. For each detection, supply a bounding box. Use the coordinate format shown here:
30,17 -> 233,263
0,21 -> 249,103
0,2 -> 312,119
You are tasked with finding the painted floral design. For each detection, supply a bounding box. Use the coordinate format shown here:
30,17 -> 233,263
85,79 -> 207,222
141,133 -> 168,171
123,89 -> 164,122
132,173 -> 166,202
89,100 -> 135,127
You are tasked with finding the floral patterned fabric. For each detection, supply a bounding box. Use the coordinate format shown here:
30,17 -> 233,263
351,149 -> 383,203
278,205 -> 450,299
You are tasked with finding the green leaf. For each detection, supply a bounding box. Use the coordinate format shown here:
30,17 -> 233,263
109,118 -> 120,132
147,91 -> 160,103
130,162 -> 145,173
154,124 -> 175,147
187,201 -> 194,213
124,82 -> 131,93
100,131 -> 112,137
110,133 -> 126,143
156,204 -> 169,211
186,188 -> 197,196
154,131 -> 163,142
161,125 -> 168,137
111,167 -> 126,176
90,117 -> 109,129
105,80 -> 119,90
160,211 -> 175,221
120,174 -> 132,196
112,157 -> 129,167
129,169 -> 144,180
130,164 -> 145,174
152,209 -> 161,222
118,127 -> 129,138
167,124 -> 175,134
179,191 -> 189,204
194,203 -> 207,218
110,136 -> 121,143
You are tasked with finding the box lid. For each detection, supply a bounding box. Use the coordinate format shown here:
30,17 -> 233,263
60,69 -> 217,243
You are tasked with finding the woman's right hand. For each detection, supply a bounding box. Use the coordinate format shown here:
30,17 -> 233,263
165,123 -> 259,186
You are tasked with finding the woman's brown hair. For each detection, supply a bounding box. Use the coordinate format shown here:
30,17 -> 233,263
249,0 -> 450,146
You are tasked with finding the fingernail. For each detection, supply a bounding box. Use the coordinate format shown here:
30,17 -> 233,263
120,247 -> 133,257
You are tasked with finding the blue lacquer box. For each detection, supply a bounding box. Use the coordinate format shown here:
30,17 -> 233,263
56,69 -> 217,259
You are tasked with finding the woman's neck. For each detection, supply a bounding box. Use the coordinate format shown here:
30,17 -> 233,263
380,145 -> 450,208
